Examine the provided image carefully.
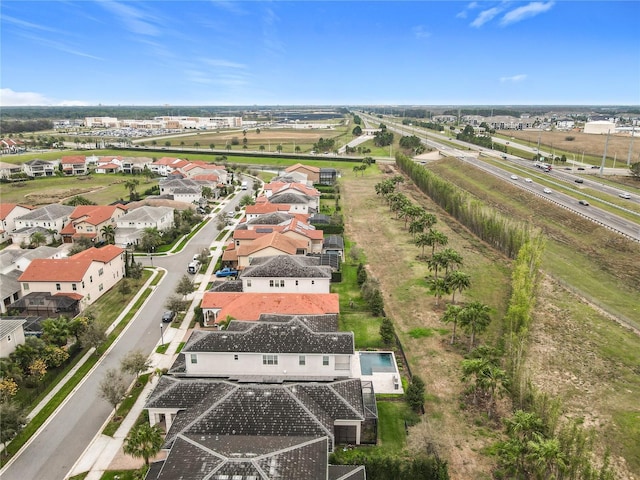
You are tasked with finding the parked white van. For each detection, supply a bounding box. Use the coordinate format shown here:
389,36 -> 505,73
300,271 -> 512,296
187,261 -> 201,274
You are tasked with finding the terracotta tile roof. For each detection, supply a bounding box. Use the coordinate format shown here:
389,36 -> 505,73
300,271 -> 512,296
18,245 -> 123,282
285,163 -> 320,173
61,156 -> 86,164
0,203 -> 33,220
282,218 -> 323,240
191,174 -> 219,182
154,157 -> 181,165
245,203 -> 291,215
54,292 -> 83,300
237,232 -> 307,257
69,205 -> 126,226
233,227 -> 285,240
98,162 -> 120,169
200,292 -> 340,321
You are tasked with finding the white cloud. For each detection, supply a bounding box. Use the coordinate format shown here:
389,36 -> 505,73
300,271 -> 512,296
500,74 -> 527,83
500,2 -> 554,26
98,0 -> 162,36
412,26 -> 431,39
456,2 -> 479,19
202,59 -> 247,69
0,88 -> 89,106
471,7 -> 502,27
2,14 -> 62,33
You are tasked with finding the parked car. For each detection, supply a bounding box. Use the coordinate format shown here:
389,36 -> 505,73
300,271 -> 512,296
187,260 -> 201,274
162,311 -> 176,323
579,200 -> 590,206
543,188 -> 552,194
574,178 -> 584,183
510,175 -> 518,180
215,267 -> 238,277
619,192 -> 631,199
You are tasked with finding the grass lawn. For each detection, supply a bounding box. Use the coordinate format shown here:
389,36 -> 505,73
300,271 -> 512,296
376,401 -> 419,451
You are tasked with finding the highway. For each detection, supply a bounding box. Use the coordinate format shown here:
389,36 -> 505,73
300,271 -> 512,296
360,113 -> 640,242
0,191 -> 246,480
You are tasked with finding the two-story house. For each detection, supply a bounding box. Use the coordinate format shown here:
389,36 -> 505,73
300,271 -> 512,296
114,206 -> 174,247
60,204 -> 128,244
17,245 -> 125,313
149,157 -> 189,177
61,156 -> 88,175
223,230 -> 309,269
284,163 -> 320,183
22,159 -> 55,177
240,255 -> 332,293
13,204 -> 74,245
0,203 -> 33,244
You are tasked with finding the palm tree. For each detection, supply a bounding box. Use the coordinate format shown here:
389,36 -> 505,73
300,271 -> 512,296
440,248 -> 463,275
460,301 -> 492,350
427,276 -> 450,307
276,144 -> 283,153
194,142 -> 200,149
100,224 -> 116,245
209,143 -> 215,150
425,228 -> 448,257
30,231 -> 47,248
446,270 -> 471,304
259,145 -> 265,152
441,304 -> 463,344
141,227 -> 162,253
123,423 -> 164,466
426,251 -> 447,280
124,179 -> 140,201
415,232 -> 431,258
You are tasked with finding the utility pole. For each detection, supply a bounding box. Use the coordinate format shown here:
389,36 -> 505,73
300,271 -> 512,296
600,130 -> 610,176
627,126 -> 636,166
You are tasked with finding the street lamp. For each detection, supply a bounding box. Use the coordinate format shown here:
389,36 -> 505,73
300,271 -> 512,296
160,323 -> 165,347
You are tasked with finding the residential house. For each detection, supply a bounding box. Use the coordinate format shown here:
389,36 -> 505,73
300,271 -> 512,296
144,377 -> 369,479
285,163 -> 320,183
114,206 -> 174,247
17,245 -> 125,312
61,204 -> 128,244
263,182 -> 321,213
0,138 -> 25,154
180,161 -> 228,183
200,291 -> 339,327
61,156 -> 88,175
0,161 -> 22,179
149,157 -> 189,177
0,203 -> 33,244
223,231 -> 309,269
0,271 -> 22,314
319,167 -> 338,185
22,159 -> 55,177
241,255 -> 332,293
13,204 -> 74,244
178,316 -> 353,380
159,178 -> 207,204
120,156 -> 153,175
0,319 -> 26,357
94,157 -> 122,174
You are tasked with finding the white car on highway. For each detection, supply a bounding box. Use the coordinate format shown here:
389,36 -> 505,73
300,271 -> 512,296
619,192 -> 631,199
543,188 -> 552,194
510,175 -> 518,180
524,178 -> 532,183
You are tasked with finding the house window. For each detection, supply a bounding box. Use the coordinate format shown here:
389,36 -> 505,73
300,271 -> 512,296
263,354 -> 278,365
23,283 -> 29,291
98,268 -> 104,276
323,356 -> 330,366
99,284 -> 104,291
295,280 -> 299,286
82,281 -> 85,289
234,354 -> 238,361
190,354 -> 198,364
246,279 -> 252,287
269,280 -> 274,288
90,276 -> 93,283
299,355 -> 306,366
56,283 -> 61,291
72,283 -> 77,291
311,280 -> 315,285
280,280 -> 285,287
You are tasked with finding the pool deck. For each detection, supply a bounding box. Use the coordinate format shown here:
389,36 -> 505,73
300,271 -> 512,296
352,351 -> 404,394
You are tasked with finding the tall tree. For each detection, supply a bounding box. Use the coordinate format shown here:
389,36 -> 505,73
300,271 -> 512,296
175,275 -> 195,300
100,224 -> 116,245
425,229 -> 448,257
41,316 -> 71,347
30,231 -> 46,247
446,270 -> 471,304
99,368 -> 128,415
123,423 -> 164,466
427,277 -> 450,307
140,227 -> 162,253
0,401 -> 27,450
124,179 -> 140,201
120,350 -> 152,383
460,301 -> 492,350
441,304 -> 463,345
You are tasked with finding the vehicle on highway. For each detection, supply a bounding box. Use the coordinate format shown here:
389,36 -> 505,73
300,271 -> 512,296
162,310 -> 176,323
577,167 -> 586,170
579,200 -> 590,206
543,188 -> 552,194
510,175 -> 518,180
575,178 -> 584,184
591,165 -> 599,169
215,267 -> 238,277
524,178 -> 532,183
619,192 -> 631,199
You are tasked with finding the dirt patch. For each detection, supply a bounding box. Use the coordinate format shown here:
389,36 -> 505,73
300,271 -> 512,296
24,187 -> 98,205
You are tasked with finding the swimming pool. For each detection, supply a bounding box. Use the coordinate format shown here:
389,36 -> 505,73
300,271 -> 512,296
359,352 -> 397,376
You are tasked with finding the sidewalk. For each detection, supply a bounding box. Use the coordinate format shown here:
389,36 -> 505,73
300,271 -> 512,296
66,226 -> 236,479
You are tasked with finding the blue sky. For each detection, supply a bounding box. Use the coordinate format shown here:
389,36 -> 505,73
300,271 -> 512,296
1,1 -> 639,106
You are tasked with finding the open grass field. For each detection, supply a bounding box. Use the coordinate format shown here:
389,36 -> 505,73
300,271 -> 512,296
339,163 -> 640,479
500,129 -> 639,166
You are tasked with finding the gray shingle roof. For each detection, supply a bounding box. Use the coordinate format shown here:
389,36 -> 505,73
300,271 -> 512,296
0,319 -> 25,337
16,204 -> 73,221
269,192 -> 310,204
243,255 -> 331,279
208,280 -> 243,292
329,465 -> 367,480
246,212 -> 293,225
183,317 -> 353,354
118,206 -> 173,223
253,314 -> 339,332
